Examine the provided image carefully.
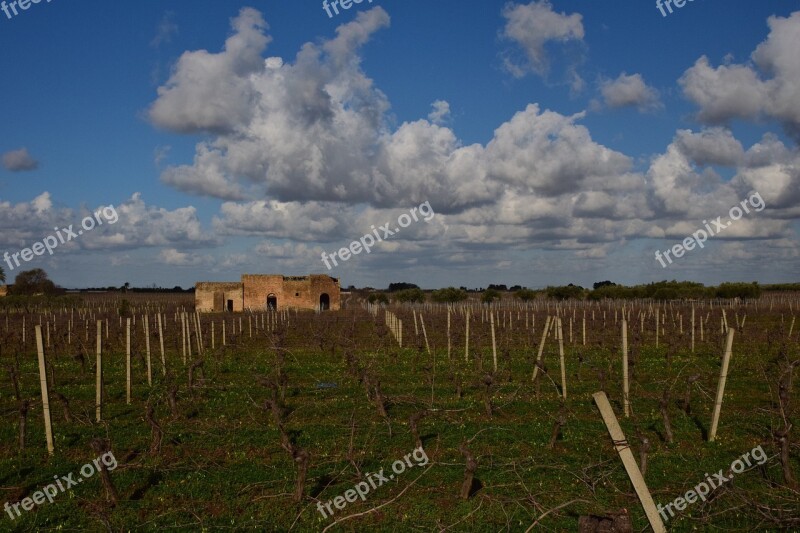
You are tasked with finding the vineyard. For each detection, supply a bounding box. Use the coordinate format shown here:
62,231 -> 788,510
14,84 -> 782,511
1,293 -> 799,532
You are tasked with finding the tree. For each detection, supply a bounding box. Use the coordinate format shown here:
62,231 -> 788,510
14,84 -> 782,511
593,280 -> 616,290
393,288 -> 425,303
0,265 -> 4,284
10,268 -> 60,296
481,288 -> 500,304
431,287 -> 468,303
388,282 -> 420,292
368,293 -> 389,304
514,288 -> 538,301
716,282 -> 761,299
546,284 -> 585,300
487,284 -> 508,292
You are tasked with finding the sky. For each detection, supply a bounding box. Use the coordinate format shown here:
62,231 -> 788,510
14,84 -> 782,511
0,0 -> 798,290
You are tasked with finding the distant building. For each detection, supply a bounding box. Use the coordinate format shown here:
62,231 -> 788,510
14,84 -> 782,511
0,285 -> 7,297
195,274 -> 340,312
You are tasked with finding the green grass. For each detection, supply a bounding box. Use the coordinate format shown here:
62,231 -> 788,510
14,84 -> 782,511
0,307 -> 798,531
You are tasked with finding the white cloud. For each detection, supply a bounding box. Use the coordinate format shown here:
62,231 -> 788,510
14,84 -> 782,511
674,128 -> 744,167
148,8 -> 271,134
486,105 -> 631,196
599,73 -> 661,112
158,248 -> 208,266
500,0 -> 584,77
680,11 -> 800,138
142,7 -> 798,285
428,100 -> 451,125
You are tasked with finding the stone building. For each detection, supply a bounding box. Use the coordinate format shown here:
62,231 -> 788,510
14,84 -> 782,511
195,274 -> 340,312
0,285 -> 7,297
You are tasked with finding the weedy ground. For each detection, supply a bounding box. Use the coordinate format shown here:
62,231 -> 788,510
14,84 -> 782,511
0,297 -> 798,532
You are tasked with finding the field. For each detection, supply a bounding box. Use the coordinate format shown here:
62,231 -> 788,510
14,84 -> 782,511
1,293 -> 799,532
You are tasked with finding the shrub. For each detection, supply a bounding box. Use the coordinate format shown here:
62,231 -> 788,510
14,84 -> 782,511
431,287 -> 467,303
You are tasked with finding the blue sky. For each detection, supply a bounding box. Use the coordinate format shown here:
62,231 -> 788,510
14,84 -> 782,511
1,1 -> 798,289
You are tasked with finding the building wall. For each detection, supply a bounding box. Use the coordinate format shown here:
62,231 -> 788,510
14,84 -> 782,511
195,282 -> 244,312
0,285 -> 7,297
197,275 -> 340,312
242,274 -> 340,311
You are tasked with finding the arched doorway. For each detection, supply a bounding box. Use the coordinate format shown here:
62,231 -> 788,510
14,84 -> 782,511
319,293 -> 330,311
267,294 -> 277,310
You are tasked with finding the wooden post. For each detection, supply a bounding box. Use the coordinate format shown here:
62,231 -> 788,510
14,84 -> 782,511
222,320 -> 226,346
700,313 -> 704,341
126,318 -> 131,404
144,315 -> 152,386
212,321 -> 215,349
532,316 -> 552,381
582,314 -> 586,346
181,313 -> 186,364
96,320 -> 103,423
35,326 -> 55,455
420,314 -> 431,355
158,314 -> 166,376
592,392 -> 666,533
622,319 -> 629,417
447,308 -> 451,361
194,313 -> 202,355
557,317 -> 566,399
655,309 -> 659,348
490,312 -> 498,372
709,329 -> 735,442
185,314 -> 192,362
691,306 -> 696,353
196,312 -> 203,353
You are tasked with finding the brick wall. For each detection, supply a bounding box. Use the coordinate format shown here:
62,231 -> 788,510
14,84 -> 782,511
197,275 -> 340,312
195,282 -> 243,312
243,274 -> 340,311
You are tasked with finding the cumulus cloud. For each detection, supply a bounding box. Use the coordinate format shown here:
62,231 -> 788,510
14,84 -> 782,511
486,105 -> 631,196
91,193 -> 215,249
500,0 -> 584,77
148,7 -> 271,133
0,192 -> 213,254
646,129 -> 799,242
674,128 -> 745,167
213,200 -> 355,242
680,11 -> 800,138
150,7 -> 501,212
599,73 -> 661,112
428,100 -> 451,125
2,148 -> 39,172
143,6 -> 796,282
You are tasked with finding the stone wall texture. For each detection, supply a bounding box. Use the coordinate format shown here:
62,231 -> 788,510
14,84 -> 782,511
196,275 -> 340,312
195,282 -> 244,312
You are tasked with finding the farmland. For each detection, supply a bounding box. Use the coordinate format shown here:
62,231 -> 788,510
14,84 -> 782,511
1,292 -> 799,532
